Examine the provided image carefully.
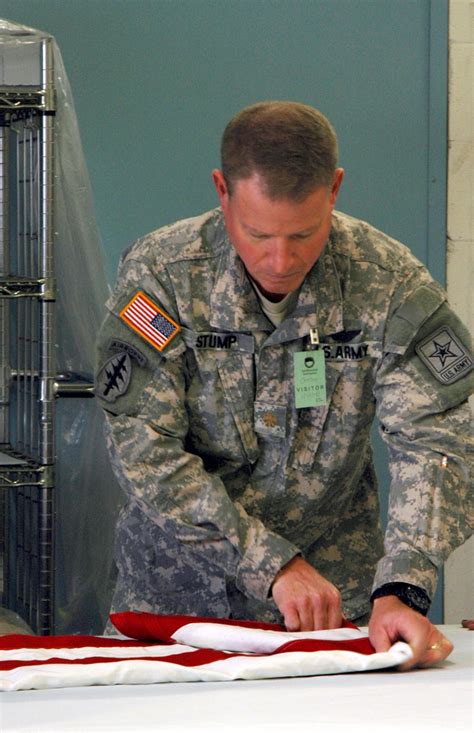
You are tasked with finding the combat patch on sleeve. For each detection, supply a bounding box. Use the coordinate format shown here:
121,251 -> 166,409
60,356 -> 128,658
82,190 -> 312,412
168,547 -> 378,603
96,352 -> 132,403
119,291 -> 181,353
96,339 -> 149,403
415,326 -> 473,385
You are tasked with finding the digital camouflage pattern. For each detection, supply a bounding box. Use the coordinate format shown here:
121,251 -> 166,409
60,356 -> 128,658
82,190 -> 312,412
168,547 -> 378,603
96,209 -> 473,623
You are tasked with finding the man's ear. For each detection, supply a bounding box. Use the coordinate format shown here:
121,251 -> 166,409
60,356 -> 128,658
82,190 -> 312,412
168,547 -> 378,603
212,169 -> 229,205
330,167 -> 344,205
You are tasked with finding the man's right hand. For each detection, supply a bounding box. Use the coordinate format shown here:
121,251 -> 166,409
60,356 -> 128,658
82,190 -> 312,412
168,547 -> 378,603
271,556 -> 343,631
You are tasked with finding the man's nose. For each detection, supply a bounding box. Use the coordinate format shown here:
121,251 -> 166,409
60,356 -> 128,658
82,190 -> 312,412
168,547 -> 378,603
270,240 -> 295,274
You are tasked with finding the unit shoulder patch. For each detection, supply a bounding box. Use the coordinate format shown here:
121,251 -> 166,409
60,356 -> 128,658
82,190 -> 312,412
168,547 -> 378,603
415,326 -> 473,384
119,291 -> 181,353
96,352 -> 132,403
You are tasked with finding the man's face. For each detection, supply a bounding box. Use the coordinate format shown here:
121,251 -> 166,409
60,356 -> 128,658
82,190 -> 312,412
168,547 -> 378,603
213,169 -> 343,301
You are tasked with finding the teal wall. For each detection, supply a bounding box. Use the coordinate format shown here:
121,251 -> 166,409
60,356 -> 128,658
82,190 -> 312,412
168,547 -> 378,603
1,0 -> 448,621
1,0 -> 447,282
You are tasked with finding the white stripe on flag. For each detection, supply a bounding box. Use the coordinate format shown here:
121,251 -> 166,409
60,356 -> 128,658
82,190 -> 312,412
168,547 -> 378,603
126,302 -> 168,346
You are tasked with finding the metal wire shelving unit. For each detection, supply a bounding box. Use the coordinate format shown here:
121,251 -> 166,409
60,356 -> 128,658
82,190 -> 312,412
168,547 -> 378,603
0,37 -> 56,635
0,34 -> 95,635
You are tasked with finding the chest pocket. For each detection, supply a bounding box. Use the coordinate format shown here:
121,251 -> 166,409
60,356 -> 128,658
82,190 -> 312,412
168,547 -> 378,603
288,360 -> 343,473
183,325 -> 259,466
288,341 -> 380,473
217,353 -> 260,463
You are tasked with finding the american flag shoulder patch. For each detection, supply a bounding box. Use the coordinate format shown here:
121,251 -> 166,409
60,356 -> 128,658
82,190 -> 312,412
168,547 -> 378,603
120,291 -> 181,352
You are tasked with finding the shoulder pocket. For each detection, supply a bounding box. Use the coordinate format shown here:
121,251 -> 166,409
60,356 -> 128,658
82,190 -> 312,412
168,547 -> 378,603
385,284 -> 446,355
385,296 -> 473,409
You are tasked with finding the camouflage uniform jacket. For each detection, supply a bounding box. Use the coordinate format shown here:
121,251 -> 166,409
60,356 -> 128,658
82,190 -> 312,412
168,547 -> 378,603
96,208 -> 473,620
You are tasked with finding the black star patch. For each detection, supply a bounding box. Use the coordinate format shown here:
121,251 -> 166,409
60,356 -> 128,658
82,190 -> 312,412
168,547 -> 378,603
96,352 -> 132,403
415,326 -> 473,384
428,339 -> 457,367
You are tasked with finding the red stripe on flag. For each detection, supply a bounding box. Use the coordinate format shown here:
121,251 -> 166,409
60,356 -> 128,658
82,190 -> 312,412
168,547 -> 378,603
0,649 -> 228,672
0,638 -> 376,673
0,634 -> 167,651
110,611 -> 358,642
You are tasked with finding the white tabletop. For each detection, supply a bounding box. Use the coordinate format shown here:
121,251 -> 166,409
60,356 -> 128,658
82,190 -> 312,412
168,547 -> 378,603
0,625 -> 472,733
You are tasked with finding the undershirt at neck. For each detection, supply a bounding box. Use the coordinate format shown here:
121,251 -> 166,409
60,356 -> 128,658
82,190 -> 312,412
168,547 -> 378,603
252,284 -> 299,326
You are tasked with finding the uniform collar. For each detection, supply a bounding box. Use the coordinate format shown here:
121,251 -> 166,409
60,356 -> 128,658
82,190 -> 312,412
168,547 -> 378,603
209,213 -> 346,340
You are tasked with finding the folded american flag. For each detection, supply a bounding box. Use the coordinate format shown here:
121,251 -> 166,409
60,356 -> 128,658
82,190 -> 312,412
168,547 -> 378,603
0,612 -> 412,691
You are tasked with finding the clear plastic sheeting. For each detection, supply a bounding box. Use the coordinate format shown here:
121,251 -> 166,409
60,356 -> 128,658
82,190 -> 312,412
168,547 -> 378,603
0,18 -> 122,633
0,606 -> 34,635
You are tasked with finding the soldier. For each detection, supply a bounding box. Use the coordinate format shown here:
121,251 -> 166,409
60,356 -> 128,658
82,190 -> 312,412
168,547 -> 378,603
96,101 -> 473,670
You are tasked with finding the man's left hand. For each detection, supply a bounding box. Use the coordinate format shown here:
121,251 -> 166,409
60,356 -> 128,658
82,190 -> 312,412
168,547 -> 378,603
369,595 -> 453,671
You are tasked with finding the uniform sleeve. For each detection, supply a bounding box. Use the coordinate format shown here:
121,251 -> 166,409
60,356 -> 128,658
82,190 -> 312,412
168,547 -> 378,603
372,275 -> 473,600
95,257 -> 299,603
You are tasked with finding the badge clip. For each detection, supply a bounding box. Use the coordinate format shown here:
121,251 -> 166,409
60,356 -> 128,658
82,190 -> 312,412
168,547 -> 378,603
307,327 -> 319,349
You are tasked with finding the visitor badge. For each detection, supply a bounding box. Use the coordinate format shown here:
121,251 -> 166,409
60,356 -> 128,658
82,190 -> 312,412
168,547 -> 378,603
293,349 -> 327,408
